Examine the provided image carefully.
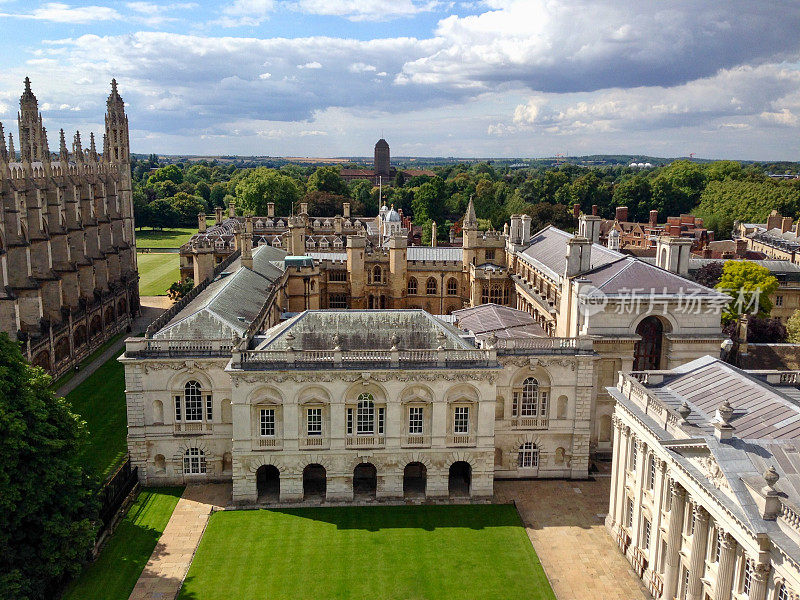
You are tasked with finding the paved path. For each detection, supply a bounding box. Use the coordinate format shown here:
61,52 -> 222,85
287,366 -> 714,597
128,484 -> 230,600
495,472 -> 651,600
56,296 -> 171,397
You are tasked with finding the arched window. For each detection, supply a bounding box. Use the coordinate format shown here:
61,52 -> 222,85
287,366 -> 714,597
518,442 -> 538,468
357,393 -> 375,434
447,277 -> 458,295
426,277 -> 437,295
407,277 -> 418,295
633,316 -> 665,371
184,380 -> 203,421
513,377 -> 549,420
183,447 -> 206,474
373,265 -> 382,284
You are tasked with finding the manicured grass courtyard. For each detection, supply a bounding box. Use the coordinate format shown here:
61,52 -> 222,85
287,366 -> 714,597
65,348 -> 128,479
179,504 -> 555,600
136,226 -> 199,249
62,487 -> 184,600
137,252 -> 180,295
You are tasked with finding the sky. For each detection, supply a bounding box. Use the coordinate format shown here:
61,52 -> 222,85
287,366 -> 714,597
0,0 -> 799,160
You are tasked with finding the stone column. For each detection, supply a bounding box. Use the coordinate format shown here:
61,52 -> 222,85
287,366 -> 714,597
614,427 -> 631,528
714,531 -> 737,600
748,563 -> 770,600
687,505 -> 710,600
607,416 -> 623,529
649,458 -> 668,560
662,482 -> 687,600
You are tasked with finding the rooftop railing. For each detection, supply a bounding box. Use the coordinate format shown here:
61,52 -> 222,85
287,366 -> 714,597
124,337 -> 233,358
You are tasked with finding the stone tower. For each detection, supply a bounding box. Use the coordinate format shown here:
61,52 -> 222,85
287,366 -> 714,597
18,77 -> 46,163
462,196 -> 479,270
374,138 -> 390,176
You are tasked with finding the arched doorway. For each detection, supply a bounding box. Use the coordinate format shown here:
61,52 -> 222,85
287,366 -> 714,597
448,461 -> 471,497
403,462 -> 426,499
256,465 -> 280,501
353,463 -> 377,498
303,464 -> 326,500
633,316 -> 665,371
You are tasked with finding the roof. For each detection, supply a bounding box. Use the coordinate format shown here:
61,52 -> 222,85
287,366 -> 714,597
256,309 -> 473,351
519,226 -> 623,280
452,304 -> 547,339
155,244 -> 286,340
407,246 -> 462,262
582,256 -> 724,297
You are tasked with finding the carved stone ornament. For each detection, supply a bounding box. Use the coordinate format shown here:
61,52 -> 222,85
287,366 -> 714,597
698,456 -> 731,492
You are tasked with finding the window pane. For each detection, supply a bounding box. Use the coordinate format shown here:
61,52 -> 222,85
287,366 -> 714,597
184,381 -> 203,422
307,408 -> 322,435
260,408 -> 275,436
409,407 -> 424,434
357,393 -> 374,434
454,406 -> 469,434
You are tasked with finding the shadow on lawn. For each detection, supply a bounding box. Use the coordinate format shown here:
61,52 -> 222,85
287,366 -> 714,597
264,504 -> 522,532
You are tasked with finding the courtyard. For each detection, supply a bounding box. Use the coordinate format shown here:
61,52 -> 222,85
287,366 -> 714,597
177,504 -> 555,600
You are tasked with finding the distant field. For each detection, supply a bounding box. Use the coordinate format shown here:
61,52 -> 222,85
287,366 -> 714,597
62,487 -> 184,600
138,253 -> 180,296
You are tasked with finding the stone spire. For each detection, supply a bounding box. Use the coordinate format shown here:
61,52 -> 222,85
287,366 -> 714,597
102,133 -> 109,161
73,131 -> 84,163
41,127 -> 50,159
8,132 -> 15,161
464,195 -> 477,229
59,129 -> 69,162
18,76 -> 45,162
105,78 -> 129,164
0,122 -> 7,162
89,132 -> 98,161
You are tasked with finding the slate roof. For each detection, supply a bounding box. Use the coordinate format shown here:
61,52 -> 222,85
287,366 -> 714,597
407,246 -> 463,262
155,244 -> 286,339
519,226 -> 625,280
452,303 -> 547,339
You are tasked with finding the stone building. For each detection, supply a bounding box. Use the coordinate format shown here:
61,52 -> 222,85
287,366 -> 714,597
1,78 -> 138,375
122,204 -> 729,504
607,356 -> 800,600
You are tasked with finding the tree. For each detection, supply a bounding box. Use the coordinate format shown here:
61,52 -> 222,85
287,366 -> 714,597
692,261 -> 724,288
787,309 -> 800,343
304,190 -> 349,217
394,170 -> 406,187
715,260 -> 779,324
147,198 -> 180,230
209,182 -> 228,208
235,168 -> 301,216
649,160 -> 706,217
307,166 -> 349,196
170,193 -> 207,226
195,181 -> 211,201
168,279 -> 194,300
612,175 -> 652,221
146,164 -> 183,186
0,333 -> 97,599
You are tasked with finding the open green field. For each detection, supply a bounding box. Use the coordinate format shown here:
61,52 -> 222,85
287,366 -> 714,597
179,504 -> 554,600
138,252 -> 180,296
136,226 -> 198,249
65,348 -> 128,479
62,487 -> 184,600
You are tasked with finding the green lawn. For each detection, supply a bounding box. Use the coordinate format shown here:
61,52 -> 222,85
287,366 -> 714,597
136,226 -> 198,249
65,348 -> 128,479
49,332 -> 126,392
138,252 -> 180,296
179,504 -> 554,600
62,487 -> 184,600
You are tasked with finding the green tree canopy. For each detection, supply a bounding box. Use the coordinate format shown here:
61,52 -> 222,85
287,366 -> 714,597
787,310 -> 800,343
307,166 -> 349,196
170,192 -> 207,227
0,333 -> 97,599
715,260 -> 779,324
235,168 -> 301,216
146,164 -> 183,186
146,198 -> 180,229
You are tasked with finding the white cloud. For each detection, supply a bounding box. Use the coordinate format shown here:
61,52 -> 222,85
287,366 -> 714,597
125,2 -> 197,25
0,3 -> 121,23
258,72 -> 272,79
289,0 -> 438,22
298,61 -> 322,69
349,62 -> 377,73
215,0 -> 274,27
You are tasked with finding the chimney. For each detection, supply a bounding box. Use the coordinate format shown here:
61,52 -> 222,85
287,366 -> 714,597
228,200 -> 236,218
735,239 -> 748,257
656,236 -> 692,276
573,203 -> 581,219
649,210 -> 658,227
766,210 -> 782,231
343,202 -> 351,218
615,206 -> 628,222
215,206 -> 224,224
578,214 -> 601,244
521,214 -> 532,244
198,212 -> 206,233
431,221 -> 437,247
299,202 -> 308,216
267,202 -> 275,218
591,204 -> 598,216
565,235 -> 592,277
669,224 -> 682,237
510,215 -> 522,245
782,217 -> 793,233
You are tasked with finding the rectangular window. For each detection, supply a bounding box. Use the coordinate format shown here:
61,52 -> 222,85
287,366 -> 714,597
307,408 -> 322,436
346,408 -> 353,435
185,391 -> 202,422
409,407 -> 424,434
378,407 -> 385,435
540,391 -> 548,417
742,559 -> 753,595
174,395 -> 181,421
260,408 -> 275,437
626,497 -> 634,529
681,567 -> 690,600
776,295 -> 784,307
648,455 -> 656,490
329,270 -> 347,282
205,395 -> 213,421
485,249 -> 495,260
512,391 -> 519,417
454,406 -> 469,434
329,293 -> 348,308
642,518 -> 651,549
630,441 -> 638,471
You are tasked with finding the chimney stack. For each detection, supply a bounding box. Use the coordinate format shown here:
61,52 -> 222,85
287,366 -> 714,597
228,200 -> 236,218
267,202 -> 275,218
615,206 -> 629,222
573,203 -> 581,219
591,204 -> 598,216
649,210 -> 658,227
343,202 -> 351,219
215,206 -> 224,224
566,235 -> 592,277
198,212 -> 206,233
782,216 -> 793,233
766,210 -> 782,231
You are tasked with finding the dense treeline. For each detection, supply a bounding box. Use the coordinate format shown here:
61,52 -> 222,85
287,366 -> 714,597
131,154 -> 800,241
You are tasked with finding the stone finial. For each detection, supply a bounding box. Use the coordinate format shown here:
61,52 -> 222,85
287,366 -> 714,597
486,332 -> 498,349
231,332 -> 241,349
0,122 -> 6,162
73,131 -> 84,162
764,466 -> 779,489
390,334 -> 398,350
41,126 -> 50,161
678,401 -> 691,422
59,129 -> 68,161
717,400 -> 734,424
89,132 -> 98,161
8,132 -> 15,161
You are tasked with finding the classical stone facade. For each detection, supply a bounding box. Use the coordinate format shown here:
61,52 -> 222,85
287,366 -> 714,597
123,206 -> 728,504
0,78 -> 138,376
607,357 -> 800,600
